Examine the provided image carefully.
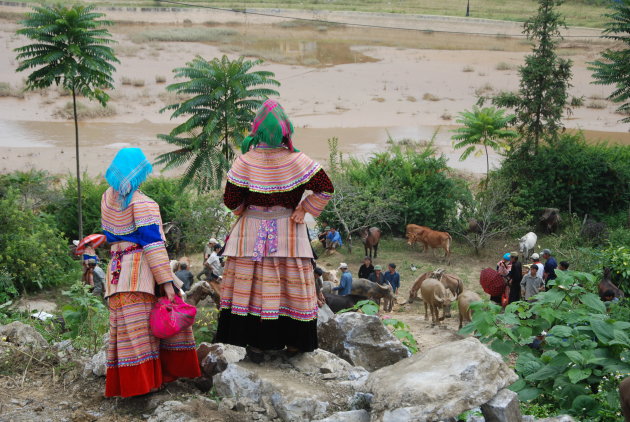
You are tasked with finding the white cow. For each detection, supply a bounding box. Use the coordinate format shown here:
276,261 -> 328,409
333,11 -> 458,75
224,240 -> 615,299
518,232 -> 537,260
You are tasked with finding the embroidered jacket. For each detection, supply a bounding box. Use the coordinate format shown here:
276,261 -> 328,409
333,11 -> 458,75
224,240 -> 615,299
223,146 -> 334,216
101,188 -> 172,298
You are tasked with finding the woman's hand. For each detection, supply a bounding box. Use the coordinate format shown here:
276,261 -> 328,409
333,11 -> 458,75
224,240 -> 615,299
290,205 -> 306,224
163,282 -> 177,302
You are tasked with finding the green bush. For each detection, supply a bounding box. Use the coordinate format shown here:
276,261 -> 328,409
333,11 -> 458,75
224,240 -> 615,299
461,270 -> 630,420
322,143 -> 471,235
495,133 -> 630,221
62,282 -> 108,353
0,189 -> 79,293
48,174 -> 108,241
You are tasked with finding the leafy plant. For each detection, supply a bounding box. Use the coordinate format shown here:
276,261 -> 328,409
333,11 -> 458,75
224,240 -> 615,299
452,106 -> 516,185
156,55 -> 280,191
15,4 -> 118,239
193,307 -> 219,344
589,0 -> 630,125
61,281 -> 108,353
602,245 -> 630,291
460,270 -> 630,420
0,269 -> 18,305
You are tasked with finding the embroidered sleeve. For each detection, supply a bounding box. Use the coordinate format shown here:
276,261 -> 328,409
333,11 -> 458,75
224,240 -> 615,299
132,199 -> 172,285
224,180 -> 248,211
300,169 -> 334,217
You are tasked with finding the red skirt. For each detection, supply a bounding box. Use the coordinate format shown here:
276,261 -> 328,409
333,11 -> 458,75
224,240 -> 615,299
105,292 -> 201,398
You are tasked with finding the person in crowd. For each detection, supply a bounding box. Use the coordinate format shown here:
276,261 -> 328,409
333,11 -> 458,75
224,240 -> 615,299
314,267 -> 326,307
203,238 -> 218,262
531,253 -> 544,279
520,264 -> 545,300
326,227 -> 342,251
206,244 -> 223,279
175,262 -> 194,292
541,248 -> 558,287
82,241 -> 98,286
368,265 -> 386,285
508,252 -> 522,303
101,147 -> 200,398
88,259 -> 105,297
497,253 -> 512,278
333,263 -> 353,296
383,263 -> 400,293
318,226 -> 330,249
358,256 -> 374,279
601,289 -> 620,309
558,261 -> 570,271
214,100 -> 334,362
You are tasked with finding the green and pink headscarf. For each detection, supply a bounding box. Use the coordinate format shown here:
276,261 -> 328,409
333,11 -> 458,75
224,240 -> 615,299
241,99 -> 297,153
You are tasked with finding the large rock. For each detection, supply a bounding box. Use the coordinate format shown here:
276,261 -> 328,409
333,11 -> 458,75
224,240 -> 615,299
313,409 -> 370,422
366,337 -> 518,422
0,321 -> 48,351
148,398 -> 221,422
83,333 -> 109,377
289,349 -> 368,383
318,304 -> 335,327
199,342 -> 246,379
318,312 -> 410,371
481,389 -> 521,422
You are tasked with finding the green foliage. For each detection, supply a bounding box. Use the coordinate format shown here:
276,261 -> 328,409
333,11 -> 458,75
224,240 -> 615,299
194,307 -> 219,344
0,269 -> 18,304
47,174 -> 108,241
495,132 -> 630,219
493,0 -> 572,151
321,141 -> 471,235
602,245 -> 630,291
461,270 -> 630,420
61,282 -> 108,353
589,0 -> 630,124
452,106 -> 516,184
0,189 -> 79,294
156,55 -> 280,191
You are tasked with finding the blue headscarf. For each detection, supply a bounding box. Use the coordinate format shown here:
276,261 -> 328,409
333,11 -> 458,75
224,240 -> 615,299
105,148 -> 152,210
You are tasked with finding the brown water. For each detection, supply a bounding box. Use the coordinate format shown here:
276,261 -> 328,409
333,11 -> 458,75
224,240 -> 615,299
2,119 -> 629,177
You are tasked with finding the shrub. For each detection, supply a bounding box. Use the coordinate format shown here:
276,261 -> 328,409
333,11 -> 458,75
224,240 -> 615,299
53,101 -> 117,119
496,62 -> 513,71
132,79 -> 145,87
0,82 -> 25,98
0,190 -> 79,293
121,76 -> 132,85
129,28 -> 237,43
0,269 -> 18,304
495,133 -> 630,220
321,142 -> 471,234
570,96 -> 585,107
461,270 -> 630,420
462,65 -> 475,72
155,75 -> 166,84
47,175 -> 108,241
587,100 -> 607,109
62,281 -> 108,352
422,93 -> 440,101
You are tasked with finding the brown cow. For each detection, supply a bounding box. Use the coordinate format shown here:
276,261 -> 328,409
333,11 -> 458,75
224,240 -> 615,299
406,224 -> 452,262
408,269 -> 463,317
599,267 -> 625,300
457,291 -> 482,329
360,227 -> 382,259
420,278 -> 454,325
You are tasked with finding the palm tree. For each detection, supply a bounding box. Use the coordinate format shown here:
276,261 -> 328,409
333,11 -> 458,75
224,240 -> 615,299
452,106 -> 517,185
15,5 -> 118,240
156,55 -> 280,191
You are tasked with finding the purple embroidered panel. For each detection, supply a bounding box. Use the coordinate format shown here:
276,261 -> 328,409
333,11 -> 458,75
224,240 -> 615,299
252,219 -> 279,261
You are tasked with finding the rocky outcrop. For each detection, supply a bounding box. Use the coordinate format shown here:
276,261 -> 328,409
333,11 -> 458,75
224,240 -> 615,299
481,389 -> 522,422
318,312 -> 410,371
313,409 -> 370,422
0,320 -> 48,353
199,342 -> 247,379
366,337 -> 518,422
213,349 -> 368,422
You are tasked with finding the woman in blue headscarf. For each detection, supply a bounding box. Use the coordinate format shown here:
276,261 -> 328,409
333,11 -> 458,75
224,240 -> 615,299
101,148 -> 200,398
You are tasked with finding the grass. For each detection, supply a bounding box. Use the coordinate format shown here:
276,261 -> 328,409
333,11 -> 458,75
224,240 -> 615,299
406,96 -> 417,102
132,79 -> 145,87
441,111 -> 452,121
155,75 -> 167,84
587,100 -> 607,110
422,93 -> 441,102
121,77 -> 132,85
53,101 -> 117,120
495,62 -> 514,71
15,0 -> 609,28
462,65 -> 475,73
474,82 -> 494,96
0,82 -> 25,99
129,27 -> 238,43
570,96 -> 585,107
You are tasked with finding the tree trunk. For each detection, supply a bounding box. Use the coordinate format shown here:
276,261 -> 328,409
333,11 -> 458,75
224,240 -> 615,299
466,0 -> 470,17
72,86 -> 83,240
484,144 -> 490,187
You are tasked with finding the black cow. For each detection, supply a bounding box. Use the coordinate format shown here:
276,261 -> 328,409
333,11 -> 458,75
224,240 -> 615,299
323,293 -> 367,313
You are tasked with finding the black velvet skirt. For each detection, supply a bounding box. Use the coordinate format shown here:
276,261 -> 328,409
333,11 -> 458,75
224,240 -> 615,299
214,309 -> 318,352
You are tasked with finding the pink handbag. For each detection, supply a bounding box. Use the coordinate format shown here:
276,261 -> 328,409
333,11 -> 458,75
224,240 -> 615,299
150,295 -> 197,339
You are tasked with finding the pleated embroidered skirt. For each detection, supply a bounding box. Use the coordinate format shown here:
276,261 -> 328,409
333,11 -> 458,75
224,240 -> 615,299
105,292 -> 201,398
215,206 -> 318,352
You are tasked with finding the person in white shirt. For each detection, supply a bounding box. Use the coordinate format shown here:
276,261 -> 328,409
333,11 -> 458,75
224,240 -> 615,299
530,253 -> 544,279
206,244 -> 223,279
